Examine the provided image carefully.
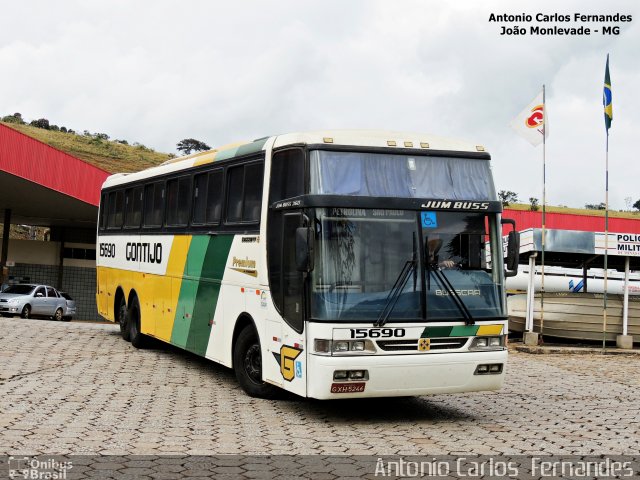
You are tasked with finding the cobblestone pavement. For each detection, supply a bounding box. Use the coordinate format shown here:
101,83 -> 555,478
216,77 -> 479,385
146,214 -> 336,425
1,317 -> 639,458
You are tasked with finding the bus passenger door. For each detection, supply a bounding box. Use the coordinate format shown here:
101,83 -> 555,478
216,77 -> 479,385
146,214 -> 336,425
264,212 -> 307,397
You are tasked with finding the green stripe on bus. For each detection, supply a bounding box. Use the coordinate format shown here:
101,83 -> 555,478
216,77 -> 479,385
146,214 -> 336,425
214,147 -> 239,162
420,325 -> 480,338
171,236 -> 210,348
186,235 -> 234,356
420,326 -> 452,338
235,138 -> 267,156
449,325 -> 480,337
215,138 -> 268,162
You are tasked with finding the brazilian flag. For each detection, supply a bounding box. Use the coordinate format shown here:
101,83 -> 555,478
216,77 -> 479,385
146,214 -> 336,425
603,54 -> 612,131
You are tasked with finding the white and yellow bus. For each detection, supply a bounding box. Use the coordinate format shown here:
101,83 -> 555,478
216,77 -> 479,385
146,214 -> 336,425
96,130 -> 519,399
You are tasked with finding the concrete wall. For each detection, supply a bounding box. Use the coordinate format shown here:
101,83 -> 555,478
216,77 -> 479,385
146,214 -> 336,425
3,238 -> 59,265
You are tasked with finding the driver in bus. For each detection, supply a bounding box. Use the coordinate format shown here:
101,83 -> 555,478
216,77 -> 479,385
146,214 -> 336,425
426,236 -> 457,269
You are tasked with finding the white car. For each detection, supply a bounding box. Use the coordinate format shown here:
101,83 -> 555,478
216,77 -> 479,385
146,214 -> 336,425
0,284 -> 67,321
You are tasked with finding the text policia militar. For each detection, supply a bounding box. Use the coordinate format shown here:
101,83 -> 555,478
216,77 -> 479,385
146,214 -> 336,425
489,13 -> 632,36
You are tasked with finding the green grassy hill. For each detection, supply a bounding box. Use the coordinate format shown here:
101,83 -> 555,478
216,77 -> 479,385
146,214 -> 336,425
2,122 -> 171,173
505,203 -> 639,219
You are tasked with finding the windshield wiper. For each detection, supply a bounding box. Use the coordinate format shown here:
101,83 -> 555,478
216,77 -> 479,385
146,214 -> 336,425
430,267 -> 475,325
375,259 -> 416,327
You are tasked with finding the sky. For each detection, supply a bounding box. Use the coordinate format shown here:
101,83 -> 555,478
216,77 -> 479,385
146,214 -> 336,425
1,0 -> 638,210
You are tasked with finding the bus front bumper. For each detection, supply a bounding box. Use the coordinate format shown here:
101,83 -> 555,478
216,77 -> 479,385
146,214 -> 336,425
306,350 -> 507,399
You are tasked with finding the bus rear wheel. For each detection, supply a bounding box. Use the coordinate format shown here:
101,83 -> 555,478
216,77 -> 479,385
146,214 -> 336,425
233,325 -> 278,399
117,296 -> 130,341
128,297 -> 148,349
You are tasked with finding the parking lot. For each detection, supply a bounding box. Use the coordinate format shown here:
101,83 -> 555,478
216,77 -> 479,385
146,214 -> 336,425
1,316 -> 639,458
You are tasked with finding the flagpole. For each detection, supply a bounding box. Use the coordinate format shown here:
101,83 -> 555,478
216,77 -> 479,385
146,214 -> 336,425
540,84 -> 546,344
602,53 -> 611,351
603,128 -> 609,350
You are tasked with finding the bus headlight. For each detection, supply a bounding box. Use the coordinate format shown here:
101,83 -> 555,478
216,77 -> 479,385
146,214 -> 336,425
470,336 -> 504,350
314,339 -> 331,354
313,339 -> 376,355
333,341 -> 350,353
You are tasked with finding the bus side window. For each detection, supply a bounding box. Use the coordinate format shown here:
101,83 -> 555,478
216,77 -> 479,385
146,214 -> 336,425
225,161 -> 264,224
243,163 -> 263,222
143,182 -> 164,228
194,170 -> 224,225
193,173 -> 207,224
107,191 -> 124,229
226,166 -> 244,223
124,187 -> 143,228
166,176 -> 191,227
206,170 -> 223,224
269,149 -> 304,204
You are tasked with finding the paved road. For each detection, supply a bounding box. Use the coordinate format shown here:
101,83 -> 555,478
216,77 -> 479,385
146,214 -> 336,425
1,316 -> 639,458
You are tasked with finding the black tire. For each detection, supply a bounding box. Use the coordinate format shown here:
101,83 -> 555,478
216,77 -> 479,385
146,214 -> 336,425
117,296 -> 130,341
128,297 -> 148,349
62,316 -> 72,322
233,325 -> 278,399
21,305 -> 31,319
52,308 -> 63,321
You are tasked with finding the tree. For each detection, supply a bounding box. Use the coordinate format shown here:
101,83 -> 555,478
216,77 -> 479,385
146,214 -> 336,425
30,118 -> 50,129
529,197 -> 539,211
2,112 -> 25,124
176,138 -> 211,155
633,199 -> 640,212
498,190 -> 519,207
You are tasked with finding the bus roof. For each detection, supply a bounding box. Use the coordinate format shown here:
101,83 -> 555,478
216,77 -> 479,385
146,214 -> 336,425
101,130 -> 487,189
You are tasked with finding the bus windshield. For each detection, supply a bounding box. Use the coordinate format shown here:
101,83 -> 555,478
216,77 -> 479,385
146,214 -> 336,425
310,208 -> 505,322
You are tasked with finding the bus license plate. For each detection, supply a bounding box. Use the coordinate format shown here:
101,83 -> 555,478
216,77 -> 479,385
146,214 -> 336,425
331,383 -> 366,394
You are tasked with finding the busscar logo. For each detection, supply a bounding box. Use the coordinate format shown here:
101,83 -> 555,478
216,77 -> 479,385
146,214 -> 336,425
272,345 -> 303,381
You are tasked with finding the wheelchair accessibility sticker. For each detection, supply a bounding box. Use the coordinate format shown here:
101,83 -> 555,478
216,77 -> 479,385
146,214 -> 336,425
421,211 -> 438,228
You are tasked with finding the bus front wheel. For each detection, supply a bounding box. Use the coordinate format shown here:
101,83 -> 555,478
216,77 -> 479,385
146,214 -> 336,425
233,326 -> 278,399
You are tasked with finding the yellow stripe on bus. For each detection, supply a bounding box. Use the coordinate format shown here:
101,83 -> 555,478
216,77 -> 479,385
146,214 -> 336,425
476,324 -> 503,336
154,235 -> 192,341
192,151 -> 218,167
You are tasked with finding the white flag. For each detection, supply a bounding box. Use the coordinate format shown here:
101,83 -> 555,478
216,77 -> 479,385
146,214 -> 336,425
510,91 -> 548,147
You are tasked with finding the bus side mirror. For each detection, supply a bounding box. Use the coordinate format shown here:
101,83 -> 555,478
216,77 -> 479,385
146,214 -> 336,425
295,227 -> 315,272
501,218 -> 520,277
